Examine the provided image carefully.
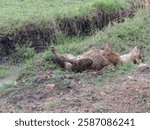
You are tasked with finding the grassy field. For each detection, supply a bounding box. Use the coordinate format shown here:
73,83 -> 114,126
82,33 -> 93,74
0,1 -> 150,113
55,9 -> 150,57
0,0 -> 150,89
0,0 -> 128,34
50,9 -> 150,86
16,8 -> 150,88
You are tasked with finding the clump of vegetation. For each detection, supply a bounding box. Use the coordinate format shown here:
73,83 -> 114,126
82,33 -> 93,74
15,45 -> 36,62
0,82 -> 14,92
0,65 -> 8,78
18,65 -> 36,85
92,0 -> 127,11
48,101 -> 58,110
95,105 -> 108,113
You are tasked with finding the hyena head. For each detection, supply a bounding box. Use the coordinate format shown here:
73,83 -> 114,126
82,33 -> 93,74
130,45 -> 144,64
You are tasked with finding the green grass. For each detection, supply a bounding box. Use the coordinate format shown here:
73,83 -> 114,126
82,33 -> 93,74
56,9 -> 150,58
15,45 -> 36,62
50,9 -> 150,85
13,8 -> 150,88
0,0 -> 149,101
0,65 -> 8,78
95,62 -> 135,87
47,101 -> 58,110
0,0 -> 128,34
0,82 -> 14,92
95,105 -> 108,113
19,65 -> 36,79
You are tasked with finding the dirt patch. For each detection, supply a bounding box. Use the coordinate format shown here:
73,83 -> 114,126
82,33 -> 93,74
0,65 -> 150,113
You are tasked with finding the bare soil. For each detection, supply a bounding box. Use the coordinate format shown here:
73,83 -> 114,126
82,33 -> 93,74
0,65 -> 150,113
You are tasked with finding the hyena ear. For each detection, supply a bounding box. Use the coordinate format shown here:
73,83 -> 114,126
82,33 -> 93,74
132,44 -> 144,52
104,44 -> 113,54
102,45 -> 113,56
136,44 -> 144,50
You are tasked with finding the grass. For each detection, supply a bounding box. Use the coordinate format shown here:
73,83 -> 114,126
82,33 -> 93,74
18,65 -> 36,83
0,65 -> 8,78
95,105 -> 108,113
16,8 -> 150,88
55,9 -> 150,84
56,9 -> 150,58
95,62 -> 135,87
47,101 -> 58,110
138,91 -> 146,103
15,45 -> 36,62
1,6 -> 149,91
0,0 -> 149,113
0,0 -> 128,34
0,82 -> 15,92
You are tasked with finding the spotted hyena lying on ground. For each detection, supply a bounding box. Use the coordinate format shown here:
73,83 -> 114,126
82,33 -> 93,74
51,45 -> 143,72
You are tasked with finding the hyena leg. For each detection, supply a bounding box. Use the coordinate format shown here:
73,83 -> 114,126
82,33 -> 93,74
51,46 -> 93,71
71,58 -> 93,72
58,56 -> 93,72
53,55 -> 67,68
53,54 -> 78,68
51,47 -> 77,68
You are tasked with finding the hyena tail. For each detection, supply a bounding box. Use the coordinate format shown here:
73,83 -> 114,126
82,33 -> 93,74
50,46 -> 66,68
50,46 -> 57,55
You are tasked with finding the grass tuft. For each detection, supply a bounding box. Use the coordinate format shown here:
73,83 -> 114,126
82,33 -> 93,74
0,65 -> 8,78
15,45 -> 36,62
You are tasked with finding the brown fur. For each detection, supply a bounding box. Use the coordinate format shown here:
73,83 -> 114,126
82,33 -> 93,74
51,45 -> 122,72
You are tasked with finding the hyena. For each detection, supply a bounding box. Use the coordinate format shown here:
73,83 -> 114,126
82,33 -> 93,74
51,45 -> 122,72
120,45 -> 144,64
